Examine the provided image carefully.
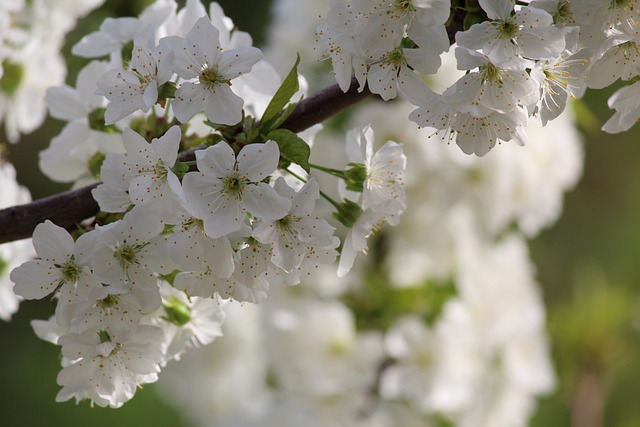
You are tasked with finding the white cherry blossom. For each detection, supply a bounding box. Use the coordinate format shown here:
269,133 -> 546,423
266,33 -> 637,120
456,0 -> 565,64
253,178 -> 335,273
93,126 -> 182,218
96,27 -> 174,124
90,212 -> 173,298
170,16 -> 263,125
182,140 -> 291,238
56,325 -> 164,408
344,125 -> 407,210
10,220 -> 101,327
601,80 -> 640,133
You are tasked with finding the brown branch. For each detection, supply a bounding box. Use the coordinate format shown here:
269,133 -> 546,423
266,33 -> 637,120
0,184 -> 99,244
0,77 -> 372,244
280,75 -> 372,133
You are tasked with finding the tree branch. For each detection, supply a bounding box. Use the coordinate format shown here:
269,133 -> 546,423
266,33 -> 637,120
0,76 -> 372,244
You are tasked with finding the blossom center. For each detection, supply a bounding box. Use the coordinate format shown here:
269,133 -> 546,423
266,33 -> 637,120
99,294 -> 119,309
222,174 -> 245,199
199,66 -> 229,89
114,242 -> 140,270
480,63 -> 504,85
496,19 -> 519,40
61,260 -> 81,283
554,0 -> 573,25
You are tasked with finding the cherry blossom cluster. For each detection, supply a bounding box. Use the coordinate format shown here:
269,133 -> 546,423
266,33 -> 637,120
8,0 -> 408,408
149,1 -> 583,426
154,58 -> 578,427
0,0 -> 621,423
318,0 -> 605,156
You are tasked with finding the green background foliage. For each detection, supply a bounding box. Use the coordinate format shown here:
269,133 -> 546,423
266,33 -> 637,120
2,1 -> 640,426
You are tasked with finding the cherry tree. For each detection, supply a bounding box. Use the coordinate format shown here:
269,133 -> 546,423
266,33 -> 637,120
0,0 -> 635,425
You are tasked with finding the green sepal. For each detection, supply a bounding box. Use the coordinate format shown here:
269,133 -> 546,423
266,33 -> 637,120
162,296 -> 192,327
400,37 -> 416,49
267,128 -> 311,173
345,182 -> 364,192
121,40 -> 134,65
158,81 -> 177,99
159,269 -> 180,285
161,224 -> 175,235
343,163 -> 367,193
98,330 -> 112,343
236,116 -> 260,144
463,0 -> 488,29
0,60 -> 24,96
259,54 -> 301,134
464,0 -> 483,13
88,108 -> 120,134
171,161 -> 191,179
203,133 -> 223,147
463,12 -> 486,30
88,152 -> 106,179
332,199 -> 363,228
0,256 -> 7,277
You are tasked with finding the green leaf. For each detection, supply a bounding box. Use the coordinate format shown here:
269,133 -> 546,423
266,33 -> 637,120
267,101 -> 300,132
260,54 -> 300,133
267,128 -> 310,173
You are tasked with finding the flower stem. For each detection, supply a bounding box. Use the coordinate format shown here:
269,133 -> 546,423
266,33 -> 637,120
309,162 -> 345,178
285,168 -> 342,210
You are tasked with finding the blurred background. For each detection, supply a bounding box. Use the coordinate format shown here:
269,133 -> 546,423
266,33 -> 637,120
2,1 -> 640,426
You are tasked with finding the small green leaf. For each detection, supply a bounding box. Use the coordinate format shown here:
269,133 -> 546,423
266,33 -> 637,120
267,128 -> 310,173
260,54 -> 301,133
88,108 -> 120,134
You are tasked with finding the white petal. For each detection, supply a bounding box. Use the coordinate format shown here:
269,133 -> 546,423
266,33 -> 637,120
195,142 -> 236,178
10,259 -> 61,300
173,82 -> 206,123
243,182 -> 291,221
236,140 -> 280,182
217,46 -> 263,79
203,84 -> 244,125
33,220 -> 74,263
